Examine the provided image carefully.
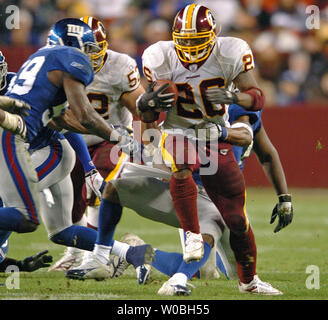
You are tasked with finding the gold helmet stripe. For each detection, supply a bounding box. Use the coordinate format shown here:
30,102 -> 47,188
185,4 -> 197,30
82,16 -> 89,24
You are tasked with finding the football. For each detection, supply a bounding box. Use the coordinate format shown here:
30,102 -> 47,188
153,79 -> 179,106
140,79 -> 178,123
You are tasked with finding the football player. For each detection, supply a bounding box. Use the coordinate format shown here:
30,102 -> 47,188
0,18 -> 164,274
147,103 -> 293,296
136,4 -> 267,291
65,102 -> 253,282
48,16 -> 154,271
0,51 -> 53,273
67,103 -> 292,295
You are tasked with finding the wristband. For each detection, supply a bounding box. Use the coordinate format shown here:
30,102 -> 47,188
220,126 -> 228,141
278,194 -> 291,202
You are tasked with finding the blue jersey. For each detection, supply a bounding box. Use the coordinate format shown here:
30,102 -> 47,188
228,104 -> 262,170
0,72 -> 16,96
5,45 -> 94,145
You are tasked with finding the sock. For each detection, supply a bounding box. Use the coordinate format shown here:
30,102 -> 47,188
0,207 -> 23,232
96,199 -> 122,247
170,175 -> 200,233
176,241 -> 211,280
111,241 -> 130,259
50,225 -> 97,251
94,244 -> 110,265
229,226 -> 257,284
152,249 -> 184,276
87,206 -> 99,230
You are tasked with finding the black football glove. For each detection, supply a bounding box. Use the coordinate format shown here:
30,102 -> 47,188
17,250 -> 53,272
137,82 -> 175,113
206,87 -> 239,105
0,96 -> 31,117
270,194 -> 293,233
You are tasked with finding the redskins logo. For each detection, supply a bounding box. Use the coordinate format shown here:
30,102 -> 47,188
97,21 -> 106,38
206,10 -> 216,28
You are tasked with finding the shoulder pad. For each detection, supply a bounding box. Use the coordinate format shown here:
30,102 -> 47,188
218,37 -> 251,60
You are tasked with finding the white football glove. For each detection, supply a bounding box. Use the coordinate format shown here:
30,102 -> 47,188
1,111 -> 27,140
0,96 -> 31,116
85,169 -> 106,199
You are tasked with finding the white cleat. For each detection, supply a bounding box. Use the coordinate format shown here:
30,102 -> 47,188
183,231 -> 204,263
48,248 -> 84,272
65,254 -> 111,281
239,275 -> 283,295
158,277 -> 193,296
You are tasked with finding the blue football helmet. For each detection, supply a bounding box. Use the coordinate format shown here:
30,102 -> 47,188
0,51 -> 8,91
47,18 -> 100,56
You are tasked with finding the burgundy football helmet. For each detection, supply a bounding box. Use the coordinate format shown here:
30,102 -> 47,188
172,4 -> 218,63
81,16 -> 108,72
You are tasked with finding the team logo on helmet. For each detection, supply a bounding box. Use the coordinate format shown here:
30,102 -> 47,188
80,16 -> 108,73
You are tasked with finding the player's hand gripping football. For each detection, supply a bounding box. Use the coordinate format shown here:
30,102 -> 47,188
206,87 -> 239,105
0,96 -> 31,117
270,194 -> 293,233
137,82 -> 175,113
85,168 -> 106,199
17,250 -> 53,272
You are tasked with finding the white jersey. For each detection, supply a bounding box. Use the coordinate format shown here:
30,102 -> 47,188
83,49 -> 140,146
142,37 -> 254,136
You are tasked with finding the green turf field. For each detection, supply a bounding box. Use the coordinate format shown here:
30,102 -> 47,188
0,187 -> 327,300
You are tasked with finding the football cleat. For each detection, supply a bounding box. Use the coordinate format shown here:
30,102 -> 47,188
65,254 -> 111,281
120,233 -> 153,284
238,275 -> 283,295
48,248 -> 84,272
108,255 -> 129,279
157,278 -> 193,296
136,264 -> 152,285
183,231 -> 204,263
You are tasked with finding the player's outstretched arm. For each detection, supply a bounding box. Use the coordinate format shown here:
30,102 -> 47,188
62,73 -> 120,142
253,125 -> 293,232
226,115 -> 253,146
206,70 -> 265,112
49,108 -> 89,134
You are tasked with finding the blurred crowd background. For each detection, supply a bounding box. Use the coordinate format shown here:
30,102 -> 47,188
0,0 -> 328,107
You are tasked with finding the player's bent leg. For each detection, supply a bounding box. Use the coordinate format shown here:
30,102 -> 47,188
0,129 -> 40,233
162,133 -> 203,262
201,145 -> 257,285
